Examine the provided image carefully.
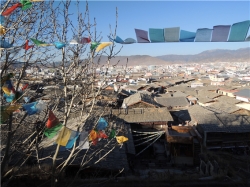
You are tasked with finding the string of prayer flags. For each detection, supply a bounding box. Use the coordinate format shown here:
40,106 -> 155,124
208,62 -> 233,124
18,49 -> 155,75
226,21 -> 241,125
56,126 -> 72,146
30,38 -> 51,47
44,122 -> 63,139
20,0 -> 33,11
29,0 -> 43,1
96,117 -> 108,130
65,130 -> 80,149
0,39 -> 13,49
1,3 -> 22,16
46,110 -> 60,128
90,42 -> 100,51
54,41 -> 66,49
79,131 -> 89,149
0,25 -> 6,36
23,40 -> 34,50
5,79 -> 15,93
109,129 -> 116,139
116,136 -> 128,144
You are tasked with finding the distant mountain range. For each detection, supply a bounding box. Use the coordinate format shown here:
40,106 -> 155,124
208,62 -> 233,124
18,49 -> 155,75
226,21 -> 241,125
95,47 -> 250,66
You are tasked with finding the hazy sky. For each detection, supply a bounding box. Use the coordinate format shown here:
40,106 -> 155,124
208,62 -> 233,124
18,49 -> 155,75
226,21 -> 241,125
69,1 -> 250,56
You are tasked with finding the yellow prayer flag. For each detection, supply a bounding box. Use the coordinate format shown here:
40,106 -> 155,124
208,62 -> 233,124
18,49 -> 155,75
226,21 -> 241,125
116,136 -> 128,144
2,86 -> 11,95
0,25 -> 6,35
7,104 -> 21,112
95,42 -> 112,52
56,127 -> 72,146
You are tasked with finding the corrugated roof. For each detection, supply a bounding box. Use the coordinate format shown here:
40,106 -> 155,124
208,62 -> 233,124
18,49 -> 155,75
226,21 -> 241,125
122,92 -> 160,107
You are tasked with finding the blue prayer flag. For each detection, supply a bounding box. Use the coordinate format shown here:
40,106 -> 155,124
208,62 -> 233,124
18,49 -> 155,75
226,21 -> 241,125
54,41 -> 66,49
65,130 -> 80,149
96,117 -> 108,130
228,20 -> 250,42
23,102 -> 38,115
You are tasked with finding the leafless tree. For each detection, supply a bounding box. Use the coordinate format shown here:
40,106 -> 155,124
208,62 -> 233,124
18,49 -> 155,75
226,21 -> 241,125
1,1 -> 125,187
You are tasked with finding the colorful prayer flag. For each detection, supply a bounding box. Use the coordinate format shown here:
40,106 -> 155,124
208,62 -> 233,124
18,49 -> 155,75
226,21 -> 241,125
164,27 -> 180,42
89,129 -> 98,141
0,39 -> 13,49
195,28 -> 213,42
2,86 -> 11,95
65,130 -> 80,149
211,25 -> 231,42
23,40 -> 34,50
135,29 -> 150,43
20,0 -> 33,11
79,131 -> 89,149
90,42 -> 100,51
109,129 -> 116,139
56,127 -> 72,146
44,122 -> 63,139
0,105 -> 21,123
149,28 -> 165,42
116,136 -> 128,144
228,20 -> 250,42
1,3 -> 22,16
46,110 -> 60,128
0,15 -> 5,25
95,42 -> 112,52
0,25 -> 6,36
97,130 -> 108,139
179,30 -> 196,42
30,38 -> 51,46
96,117 -> 108,130
4,93 -> 15,103
81,37 -> 91,44
22,101 -> 38,115
54,41 -> 66,49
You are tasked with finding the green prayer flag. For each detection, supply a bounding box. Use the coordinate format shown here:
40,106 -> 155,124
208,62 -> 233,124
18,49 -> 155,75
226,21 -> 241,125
109,129 -> 116,139
44,122 -> 63,139
20,0 -> 32,10
90,42 -> 100,51
30,38 -> 48,46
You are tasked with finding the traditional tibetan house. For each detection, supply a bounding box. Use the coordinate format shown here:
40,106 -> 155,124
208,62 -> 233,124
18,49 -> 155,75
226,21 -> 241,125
166,125 -> 202,166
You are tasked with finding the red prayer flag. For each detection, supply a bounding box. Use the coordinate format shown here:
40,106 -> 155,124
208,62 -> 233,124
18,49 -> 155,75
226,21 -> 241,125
23,40 -> 34,50
81,37 -> 91,44
2,3 -> 22,16
98,130 -> 108,139
22,83 -> 29,91
46,110 -> 60,129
